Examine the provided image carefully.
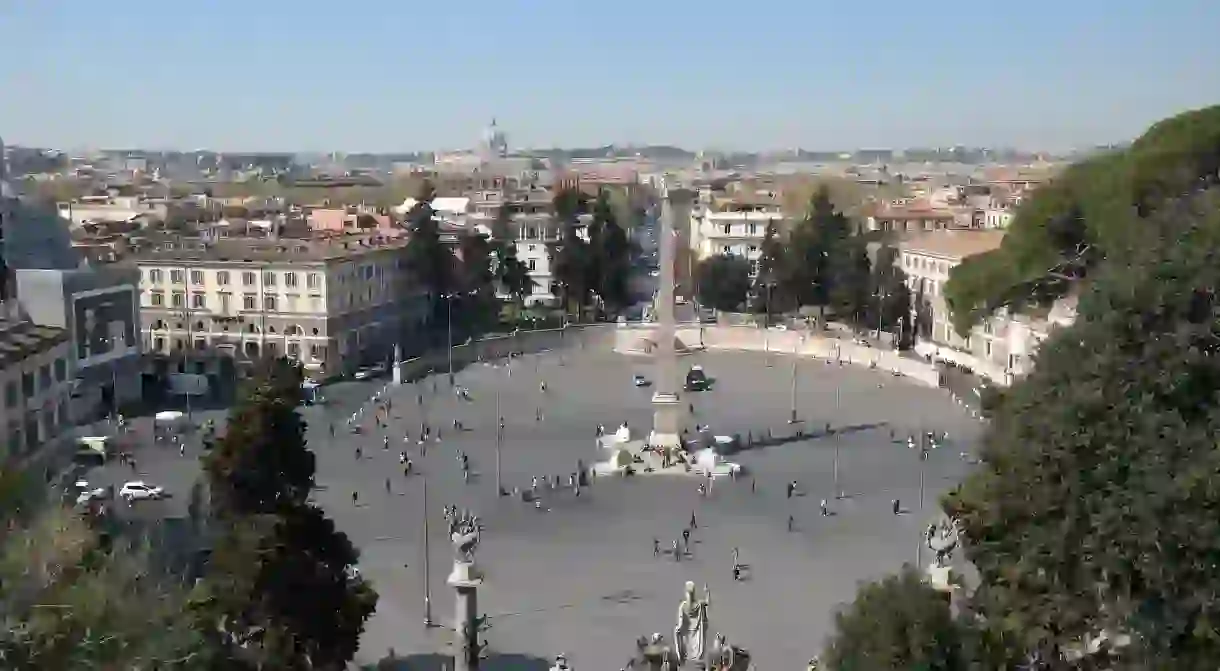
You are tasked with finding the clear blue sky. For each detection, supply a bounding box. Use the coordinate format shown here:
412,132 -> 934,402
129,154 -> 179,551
2,0 -> 1217,152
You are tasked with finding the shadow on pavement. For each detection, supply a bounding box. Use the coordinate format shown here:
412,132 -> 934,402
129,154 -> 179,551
363,652 -> 550,671
732,421 -> 888,452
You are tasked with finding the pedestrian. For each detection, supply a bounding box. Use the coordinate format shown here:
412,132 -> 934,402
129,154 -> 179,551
352,491 -> 359,505
786,481 -> 794,499
892,498 -> 901,515
751,477 -> 756,493
179,443 -> 185,457
689,511 -> 697,529
385,478 -> 391,494
330,423 -> 336,438
681,527 -> 691,549
788,515 -> 795,532
673,539 -> 682,562
355,447 -> 362,460
653,538 -> 660,557
383,435 -> 389,450
820,499 -> 828,516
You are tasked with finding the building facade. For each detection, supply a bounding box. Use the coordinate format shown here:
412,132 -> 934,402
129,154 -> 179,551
898,228 -> 1076,385
689,195 -> 784,277
0,315 -> 76,465
132,234 -> 427,384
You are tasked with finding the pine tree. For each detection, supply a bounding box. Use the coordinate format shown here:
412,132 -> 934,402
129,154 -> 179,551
589,189 -> 632,311
751,222 -> 789,315
402,180 -> 455,335
549,187 -> 591,317
198,358 -> 377,670
489,204 -> 533,317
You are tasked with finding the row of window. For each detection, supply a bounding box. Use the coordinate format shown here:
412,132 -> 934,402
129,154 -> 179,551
4,357 -> 69,409
146,268 -> 324,289
149,337 -> 325,361
148,320 -> 319,337
147,291 -> 326,313
903,254 -> 951,276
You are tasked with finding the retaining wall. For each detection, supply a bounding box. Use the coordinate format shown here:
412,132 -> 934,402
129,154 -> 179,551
394,324 -> 617,382
615,324 -> 943,388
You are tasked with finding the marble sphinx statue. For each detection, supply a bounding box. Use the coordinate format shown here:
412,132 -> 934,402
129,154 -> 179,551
674,581 -> 711,663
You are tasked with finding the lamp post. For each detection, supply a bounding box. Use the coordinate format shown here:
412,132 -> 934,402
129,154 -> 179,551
764,281 -> 774,367
446,293 -> 455,387
422,467 -> 434,628
495,368 -> 504,496
788,337 -> 801,425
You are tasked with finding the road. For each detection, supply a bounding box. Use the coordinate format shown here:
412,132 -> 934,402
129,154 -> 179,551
84,347 -> 983,670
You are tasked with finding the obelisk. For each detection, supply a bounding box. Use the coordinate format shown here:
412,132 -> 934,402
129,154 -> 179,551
648,185 -> 687,453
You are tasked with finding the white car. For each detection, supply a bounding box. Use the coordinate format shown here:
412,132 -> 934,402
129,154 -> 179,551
119,481 -> 165,502
75,487 -> 110,506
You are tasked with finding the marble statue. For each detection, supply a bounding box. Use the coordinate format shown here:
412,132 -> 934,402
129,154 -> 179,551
674,581 -> 711,663
450,510 -> 481,563
925,516 -> 961,568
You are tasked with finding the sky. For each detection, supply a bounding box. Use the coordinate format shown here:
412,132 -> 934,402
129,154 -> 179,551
2,0 -> 1218,153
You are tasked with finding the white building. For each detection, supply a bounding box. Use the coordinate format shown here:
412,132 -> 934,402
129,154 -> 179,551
474,212 -> 591,306
689,195 -> 786,276
898,228 -> 1076,385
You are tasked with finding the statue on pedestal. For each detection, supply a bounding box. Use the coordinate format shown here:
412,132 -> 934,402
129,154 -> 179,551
450,510 -> 481,563
674,581 -> 711,663
925,516 -> 960,568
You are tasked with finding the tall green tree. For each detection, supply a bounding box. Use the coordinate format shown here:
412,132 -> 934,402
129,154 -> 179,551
456,229 -> 497,332
828,238 -> 874,328
488,204 -> 533,315
402,180 -> 455,332
198,358 -> 377,670
549,187 -> 591,316
946,189 -> 1220,667
751,222 -> 790,316
589,189 -> 632,311
695,254 -> 752,312
872,244 -> 916,346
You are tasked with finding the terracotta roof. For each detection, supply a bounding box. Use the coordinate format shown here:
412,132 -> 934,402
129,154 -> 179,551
898,229 -> 1005,261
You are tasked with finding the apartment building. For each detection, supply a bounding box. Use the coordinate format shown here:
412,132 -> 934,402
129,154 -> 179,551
0,315 -> 75,465
133,233 -> 428,383
867,201 -> 957,234
690,192 -> 786,276
473,210 -> 592,306
898,228 -> 1075,384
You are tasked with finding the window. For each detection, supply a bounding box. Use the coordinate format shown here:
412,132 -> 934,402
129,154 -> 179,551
54,358 -> 66,382
264,296 -> 277,311
170,269 -> 184,284
219,293 -> 231,311
263,271 -> 276,286
284,272 -> 298,287
190,270 -> 204,285
171,292 -> 185,308
5,381 -> 17,408
307,272 -> 320,289
309,344 -> 324,360
151,291 -> 164,306
39,365 -> 51,390
191,294 -> 206,309
149,269 -> 163,283
21,372 -> 34,397
528,259 -> 536,271
287,342 -> 300,358
243,294 -> 256,310
195,338 -> 207,350
153,336 -> 165,352
722,224 -> 731,235
217,271 -> 230,286
242,271 -> 256,286
285,294 -> 298,312
749,223 -> 758,236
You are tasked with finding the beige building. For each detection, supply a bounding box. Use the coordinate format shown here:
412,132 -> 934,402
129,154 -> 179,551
689,192 -> 786,277
898,228 -> 1076,384
0,316 -> 75,464
132,233 -> 428,382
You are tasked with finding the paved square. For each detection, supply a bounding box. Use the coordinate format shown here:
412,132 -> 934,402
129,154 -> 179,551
86,346 -> 982,669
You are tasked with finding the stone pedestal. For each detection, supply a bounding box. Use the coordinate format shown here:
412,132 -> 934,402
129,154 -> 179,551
649,392 -> 684,451
448,560 -> 484,671
392,343 -> 403,385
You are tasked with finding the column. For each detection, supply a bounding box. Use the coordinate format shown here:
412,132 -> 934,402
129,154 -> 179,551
649,186 -> 690,451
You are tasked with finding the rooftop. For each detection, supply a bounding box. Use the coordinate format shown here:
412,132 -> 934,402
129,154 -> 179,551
130,233 -> 410,265
0,316 -> 69,367
898,228 -> 1006,261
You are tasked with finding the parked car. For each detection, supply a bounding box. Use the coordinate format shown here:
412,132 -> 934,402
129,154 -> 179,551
633,374 -> 651,387
119,481 -> 165,502
685,366 -> 711,392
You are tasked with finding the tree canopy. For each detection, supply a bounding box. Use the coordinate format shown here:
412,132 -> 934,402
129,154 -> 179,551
945,188 -> 1220,667
695,254 -> 752,312
198,358 -> 377,670
944,104 -> 1220,336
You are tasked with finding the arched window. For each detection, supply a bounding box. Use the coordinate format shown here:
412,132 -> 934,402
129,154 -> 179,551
268,326 -> 277,334
195,321 -> 205,331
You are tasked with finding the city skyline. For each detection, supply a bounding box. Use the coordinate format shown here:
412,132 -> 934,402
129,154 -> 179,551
2,0 -> 1218,152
